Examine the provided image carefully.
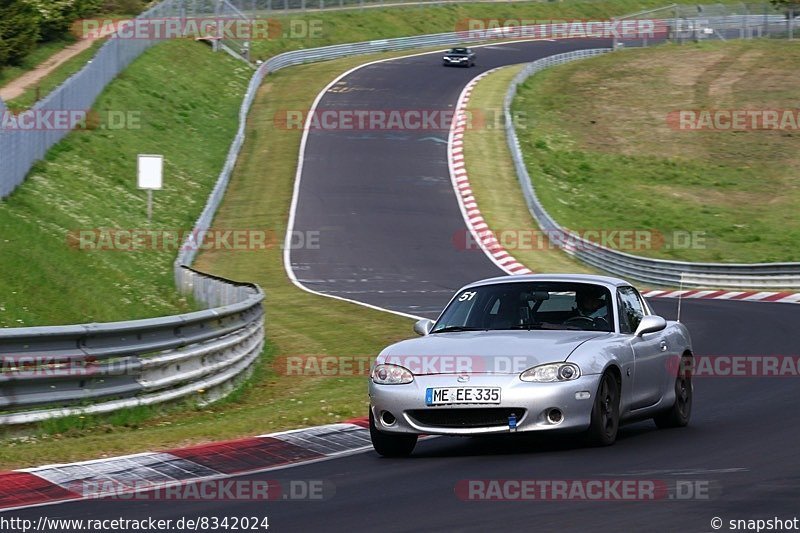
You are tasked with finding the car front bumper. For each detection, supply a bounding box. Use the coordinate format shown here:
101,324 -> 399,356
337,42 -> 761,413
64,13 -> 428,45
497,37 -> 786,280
369,373 -> 602,435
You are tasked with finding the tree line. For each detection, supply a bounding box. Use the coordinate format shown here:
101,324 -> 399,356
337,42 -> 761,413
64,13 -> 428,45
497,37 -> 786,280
0,0 -> 149,72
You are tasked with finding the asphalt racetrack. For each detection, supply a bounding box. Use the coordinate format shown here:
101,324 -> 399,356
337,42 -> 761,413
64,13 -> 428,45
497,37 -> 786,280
288,38 -> 613,318
7,38 -> 800,532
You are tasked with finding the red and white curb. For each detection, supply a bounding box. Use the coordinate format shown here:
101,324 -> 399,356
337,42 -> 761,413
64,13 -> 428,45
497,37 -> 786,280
641,289 -> 800,304
447,72 -> 800,305
448,69 -> 532,277
0,418 -> 370,512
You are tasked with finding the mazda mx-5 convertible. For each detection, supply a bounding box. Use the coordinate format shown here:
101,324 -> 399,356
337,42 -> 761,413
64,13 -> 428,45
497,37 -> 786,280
369,274 -> 693,456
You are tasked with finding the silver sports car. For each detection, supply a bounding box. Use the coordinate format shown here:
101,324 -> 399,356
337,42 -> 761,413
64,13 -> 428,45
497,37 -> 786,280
369,274 -> 693,457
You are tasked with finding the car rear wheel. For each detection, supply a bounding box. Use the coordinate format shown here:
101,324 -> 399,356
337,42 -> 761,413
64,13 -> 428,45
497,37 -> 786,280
585,371 -> 620,446
654,356 -> 693,429
369,411 -> 418,457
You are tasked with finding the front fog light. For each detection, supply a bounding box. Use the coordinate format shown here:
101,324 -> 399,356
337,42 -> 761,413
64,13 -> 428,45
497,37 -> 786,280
520,363 -> 581,383
372,364 -> 414,385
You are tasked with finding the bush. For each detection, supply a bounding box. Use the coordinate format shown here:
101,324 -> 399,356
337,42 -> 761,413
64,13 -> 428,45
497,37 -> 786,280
0,0 -> 41,67
24,0 -> 102,41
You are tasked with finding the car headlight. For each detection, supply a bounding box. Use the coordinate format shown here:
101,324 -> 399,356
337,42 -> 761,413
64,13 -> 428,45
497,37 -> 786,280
520,363 -> 581,382
371,364 -> 414,385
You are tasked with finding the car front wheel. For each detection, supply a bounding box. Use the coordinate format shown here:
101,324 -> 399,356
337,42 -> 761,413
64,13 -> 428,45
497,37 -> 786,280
369,411 -> 418,457
585,371 -> 620,446
654,356 -> 693,428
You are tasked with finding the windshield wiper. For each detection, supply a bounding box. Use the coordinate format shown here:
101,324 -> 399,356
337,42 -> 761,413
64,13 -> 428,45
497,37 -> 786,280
432,326 -> 484,333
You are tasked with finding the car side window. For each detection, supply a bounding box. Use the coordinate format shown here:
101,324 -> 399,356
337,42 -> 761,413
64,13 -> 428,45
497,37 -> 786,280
617,287 -> 644,334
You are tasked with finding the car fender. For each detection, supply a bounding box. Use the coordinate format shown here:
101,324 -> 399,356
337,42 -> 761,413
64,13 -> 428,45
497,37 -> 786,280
567,336 -> 635,412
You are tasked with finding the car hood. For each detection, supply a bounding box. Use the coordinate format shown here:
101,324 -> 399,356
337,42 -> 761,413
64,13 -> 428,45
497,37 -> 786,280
377,330 -> 608,375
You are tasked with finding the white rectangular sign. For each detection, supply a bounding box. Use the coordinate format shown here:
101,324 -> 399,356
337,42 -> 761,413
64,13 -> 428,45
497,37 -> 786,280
137,154 -> 163,190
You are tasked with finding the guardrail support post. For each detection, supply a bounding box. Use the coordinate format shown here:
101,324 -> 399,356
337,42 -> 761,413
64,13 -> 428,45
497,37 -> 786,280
612,17 -> 618,50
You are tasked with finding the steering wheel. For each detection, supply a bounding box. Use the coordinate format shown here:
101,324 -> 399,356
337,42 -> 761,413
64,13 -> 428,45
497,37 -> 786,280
564,316 -> 596,329
593,316 -> 610,331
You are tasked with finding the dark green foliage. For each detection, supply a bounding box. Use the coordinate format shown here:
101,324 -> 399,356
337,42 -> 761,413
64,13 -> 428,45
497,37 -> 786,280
0,0 -> 40,67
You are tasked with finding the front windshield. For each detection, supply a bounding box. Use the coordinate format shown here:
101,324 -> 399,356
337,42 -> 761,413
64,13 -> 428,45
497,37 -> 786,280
432,282 -> 614,333
449,48 -> 468,54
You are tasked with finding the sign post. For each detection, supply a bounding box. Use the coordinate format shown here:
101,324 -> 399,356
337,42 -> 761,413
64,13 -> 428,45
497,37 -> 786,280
137,154 -> 163,225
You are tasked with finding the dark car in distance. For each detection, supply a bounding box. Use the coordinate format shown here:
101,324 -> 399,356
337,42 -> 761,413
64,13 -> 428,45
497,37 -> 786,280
443,47 -> 476,67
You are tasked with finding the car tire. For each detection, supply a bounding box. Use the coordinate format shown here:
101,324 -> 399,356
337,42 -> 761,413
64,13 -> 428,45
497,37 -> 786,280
654,355 -> 692,429
369,411 -> 418,457
585,371 -> 620,446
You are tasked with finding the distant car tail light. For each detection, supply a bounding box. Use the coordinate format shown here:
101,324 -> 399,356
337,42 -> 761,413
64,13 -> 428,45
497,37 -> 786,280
372,364 -> 414,385
520,363 -> 581,383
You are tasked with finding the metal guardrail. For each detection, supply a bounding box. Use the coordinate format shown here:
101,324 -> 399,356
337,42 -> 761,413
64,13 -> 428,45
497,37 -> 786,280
0,267 -> 264,425
503,49 -> 800,289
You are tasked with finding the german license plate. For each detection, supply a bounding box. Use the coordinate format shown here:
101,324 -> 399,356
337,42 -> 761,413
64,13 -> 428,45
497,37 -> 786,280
425,387 -> 501,406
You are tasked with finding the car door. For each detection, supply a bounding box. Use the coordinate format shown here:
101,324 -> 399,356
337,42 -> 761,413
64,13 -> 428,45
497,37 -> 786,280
618,287 -> 665,410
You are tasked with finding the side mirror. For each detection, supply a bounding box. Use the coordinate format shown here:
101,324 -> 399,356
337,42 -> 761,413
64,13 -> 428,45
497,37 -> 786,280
413,319 -> 434,336
634,315 -> 667,337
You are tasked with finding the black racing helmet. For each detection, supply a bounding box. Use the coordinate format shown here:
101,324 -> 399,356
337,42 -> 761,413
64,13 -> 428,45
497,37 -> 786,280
576,285 -> 607,308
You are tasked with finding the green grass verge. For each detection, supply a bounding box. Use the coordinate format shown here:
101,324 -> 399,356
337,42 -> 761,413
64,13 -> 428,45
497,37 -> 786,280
4,40 -> 107,112
512,40 -> 800,263
0,39 -> 252,327
463,64 -> 596,275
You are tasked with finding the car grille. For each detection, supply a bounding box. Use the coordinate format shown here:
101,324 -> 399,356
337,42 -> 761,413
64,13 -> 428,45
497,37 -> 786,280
407,408 -> 526,429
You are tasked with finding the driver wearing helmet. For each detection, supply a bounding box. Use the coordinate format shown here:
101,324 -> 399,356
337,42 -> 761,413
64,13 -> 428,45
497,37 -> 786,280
574,286 -> 609,320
